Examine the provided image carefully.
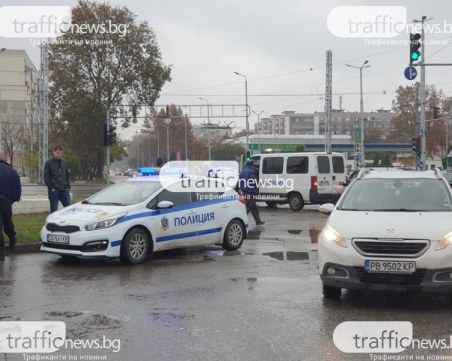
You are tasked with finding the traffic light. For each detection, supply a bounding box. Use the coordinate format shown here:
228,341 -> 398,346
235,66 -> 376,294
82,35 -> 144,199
102,122 -> 117,146
433,106 -> 439,119
103,123 -> 108,147
409,33 -> 421,63
412,137 -> 421,159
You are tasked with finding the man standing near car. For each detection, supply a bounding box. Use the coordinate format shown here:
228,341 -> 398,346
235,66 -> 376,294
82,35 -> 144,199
44,145 -> 71,213
238,159 -> 265,226
0,153 -> 21,261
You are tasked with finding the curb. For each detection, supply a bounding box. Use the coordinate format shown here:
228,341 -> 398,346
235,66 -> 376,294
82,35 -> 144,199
8,243 -> 41,254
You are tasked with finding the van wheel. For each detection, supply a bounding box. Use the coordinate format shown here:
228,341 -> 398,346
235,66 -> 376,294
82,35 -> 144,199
120,228 -> 149,265
266,201 -> 277,208
288,193 -> 304,211
323,284 -> 341,299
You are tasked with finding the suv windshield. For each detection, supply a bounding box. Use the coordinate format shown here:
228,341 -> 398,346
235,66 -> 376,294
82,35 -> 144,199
338,178 -> 452,212
84,181 -> 162,206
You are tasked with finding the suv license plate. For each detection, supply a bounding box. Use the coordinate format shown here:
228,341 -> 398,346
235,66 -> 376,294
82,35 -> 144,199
47,234 -> 70,244
364,260 -> 416,274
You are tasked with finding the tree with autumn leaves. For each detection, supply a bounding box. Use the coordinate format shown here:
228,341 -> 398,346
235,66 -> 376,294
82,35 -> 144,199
388,83 -> 449,158
48,0 -> 171,179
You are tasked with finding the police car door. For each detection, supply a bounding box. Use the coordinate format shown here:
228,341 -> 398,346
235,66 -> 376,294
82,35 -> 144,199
149,187 -> 198,250
192,190 -> 224,244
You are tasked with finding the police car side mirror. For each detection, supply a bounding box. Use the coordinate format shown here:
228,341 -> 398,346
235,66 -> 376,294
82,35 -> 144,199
157,201 -> 174,209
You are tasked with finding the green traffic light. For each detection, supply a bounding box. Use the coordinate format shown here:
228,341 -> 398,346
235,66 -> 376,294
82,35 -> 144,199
411,52 -> 420,61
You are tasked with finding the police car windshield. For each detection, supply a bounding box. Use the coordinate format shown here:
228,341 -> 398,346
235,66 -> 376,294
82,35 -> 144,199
87,181 -> 162,206
338,178 -> 452,212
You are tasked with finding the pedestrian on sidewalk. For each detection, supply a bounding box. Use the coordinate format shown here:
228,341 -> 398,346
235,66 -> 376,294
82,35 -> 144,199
0,153 -> 21,261
44,145 -> 72,213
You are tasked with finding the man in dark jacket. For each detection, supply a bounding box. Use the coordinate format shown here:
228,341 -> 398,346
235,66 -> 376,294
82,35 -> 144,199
44,145 -> 71,213
238,159 -> 265,225
0,153 -> 21,261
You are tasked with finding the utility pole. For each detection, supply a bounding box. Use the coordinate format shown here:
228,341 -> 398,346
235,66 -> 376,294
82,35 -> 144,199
414,16 -> 430,169
324,50 -> 332,153
106,109 -> 111,185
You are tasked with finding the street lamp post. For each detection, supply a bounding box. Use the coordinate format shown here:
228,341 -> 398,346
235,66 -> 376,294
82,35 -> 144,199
346,60 -> 370,167
252,110 -> 263,152
199,97 -> 211,161
234,72 -> 249,155
181,105 -> 189,160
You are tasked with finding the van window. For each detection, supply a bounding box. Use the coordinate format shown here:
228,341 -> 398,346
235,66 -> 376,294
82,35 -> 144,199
263,157 -> 284,174
317,156 -> 330,174
287,156 -> 308,174
332,156 -> 345,174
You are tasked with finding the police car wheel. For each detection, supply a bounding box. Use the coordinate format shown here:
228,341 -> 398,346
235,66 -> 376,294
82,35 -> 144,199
288,192 -> 304,211
223,219 -> 245,251
120,228 -> 149,265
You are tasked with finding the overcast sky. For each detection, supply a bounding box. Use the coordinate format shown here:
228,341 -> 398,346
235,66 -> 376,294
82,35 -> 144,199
2,0 -> 452,139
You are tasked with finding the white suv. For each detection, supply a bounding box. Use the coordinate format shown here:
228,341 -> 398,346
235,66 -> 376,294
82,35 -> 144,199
318,168 -> 452,298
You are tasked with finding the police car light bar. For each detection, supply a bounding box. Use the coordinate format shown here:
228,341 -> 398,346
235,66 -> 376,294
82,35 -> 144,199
137,167 -> 159,176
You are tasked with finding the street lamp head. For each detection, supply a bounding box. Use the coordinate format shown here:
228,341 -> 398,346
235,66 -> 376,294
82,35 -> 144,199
363,60 -> 369,65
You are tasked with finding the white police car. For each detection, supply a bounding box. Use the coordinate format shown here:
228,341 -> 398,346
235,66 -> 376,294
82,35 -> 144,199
41,173 -> 249,264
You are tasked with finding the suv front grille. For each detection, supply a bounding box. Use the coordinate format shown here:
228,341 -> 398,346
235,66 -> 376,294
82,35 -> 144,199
46,223 -> 80,234
355,267 -> 426,286
353,239 -> 429,258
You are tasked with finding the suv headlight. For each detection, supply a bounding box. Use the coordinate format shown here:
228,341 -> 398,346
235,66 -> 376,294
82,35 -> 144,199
321,225 -> 347,248
85,213 -> 127,231
436,232 -> 452,250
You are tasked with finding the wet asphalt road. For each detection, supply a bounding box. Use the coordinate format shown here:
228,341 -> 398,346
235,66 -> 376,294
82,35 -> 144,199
2,206 -> 452,361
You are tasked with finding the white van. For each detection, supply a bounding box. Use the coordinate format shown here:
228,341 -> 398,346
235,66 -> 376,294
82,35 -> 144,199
250,152 -> 347,211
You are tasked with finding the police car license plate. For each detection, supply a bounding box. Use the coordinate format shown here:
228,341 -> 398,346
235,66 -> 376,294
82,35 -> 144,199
47,234 -> 70,244
364,260 -> 416,274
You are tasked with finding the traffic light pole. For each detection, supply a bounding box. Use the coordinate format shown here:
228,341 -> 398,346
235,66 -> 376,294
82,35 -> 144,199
106,109 -> 111,185
419,19 -> 426,170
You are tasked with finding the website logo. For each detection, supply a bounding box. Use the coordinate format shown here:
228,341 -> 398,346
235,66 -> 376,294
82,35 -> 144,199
0,321 -> 66,353
0,6 -> 72,38
327,6 -> 407,38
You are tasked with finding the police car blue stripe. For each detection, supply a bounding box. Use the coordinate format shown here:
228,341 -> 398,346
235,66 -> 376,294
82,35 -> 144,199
156,227 -> 223,243
116,198 -> 239,225
111,240 -> 122,247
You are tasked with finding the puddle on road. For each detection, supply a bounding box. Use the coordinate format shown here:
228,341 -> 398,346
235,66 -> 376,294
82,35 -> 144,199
45,311 -> 85,318
262,251 -> 309,262
247,227 -> 323,244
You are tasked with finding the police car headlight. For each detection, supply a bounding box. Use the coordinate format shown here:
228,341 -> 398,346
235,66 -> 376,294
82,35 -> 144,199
320,225 -> 347,248
436,232 -> 452,250
85,213 -> 127,231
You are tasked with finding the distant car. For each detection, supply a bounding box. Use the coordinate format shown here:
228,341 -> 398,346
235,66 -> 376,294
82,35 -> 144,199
318,168 -> 452,298
41,176 -> 249,265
